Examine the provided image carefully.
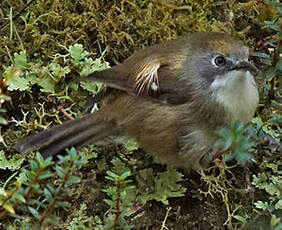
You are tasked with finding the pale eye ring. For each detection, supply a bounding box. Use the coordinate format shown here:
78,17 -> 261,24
213,55 -> 226,67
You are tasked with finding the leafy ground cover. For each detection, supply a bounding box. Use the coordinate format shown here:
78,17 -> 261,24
0,1 -> 281,229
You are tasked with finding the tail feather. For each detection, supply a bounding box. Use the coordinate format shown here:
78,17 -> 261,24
38,122 -> 116,158
14,113 -> 116,157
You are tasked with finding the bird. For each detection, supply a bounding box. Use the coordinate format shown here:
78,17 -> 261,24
14,32 -> 259,170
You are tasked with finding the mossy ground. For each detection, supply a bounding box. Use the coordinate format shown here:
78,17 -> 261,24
0,1 -> 281,229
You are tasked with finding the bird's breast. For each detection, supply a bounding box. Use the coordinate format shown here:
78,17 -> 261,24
210,70 -> 259,124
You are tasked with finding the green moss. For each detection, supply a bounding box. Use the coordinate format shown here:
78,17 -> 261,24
0,0 -> 281,229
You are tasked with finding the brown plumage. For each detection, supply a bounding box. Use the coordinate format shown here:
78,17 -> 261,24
15,32 -> 259,169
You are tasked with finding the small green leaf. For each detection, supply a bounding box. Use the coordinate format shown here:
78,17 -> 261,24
103,199 -> 115,207
28,206 -> 41,220
0,116 -> 7,125
7,76 -> 30,91
79,57 -> 109,76
233,215 -> 247,223
69,44 -> 88,65
57,155 -> 67,163
66,147 -> 78,159
124,138 -> 139,153
80,81 -> 103,94
31,184 -> 41,194
46,185 -> 55,194
264,21 -> 281,32
14,50 -> 29,70
105,171 -> 119,181
3,204 -> 15,214
274,200 -> 282,210
265,0 -> 282,8
37,77 -> 55,93
139,168 -> 186,205
120,171 -> 131,179
25,73 -> 37,84
43,188 -> 53,202
65,176 -> 81,186
45,216 -> 60,226
111,158 -> 130,175
29,160 -> 39,171
0,188 -> 7,196
270,215 -> 281,227
255,201 -> 270,210
13,193 -> 26,203
0,151 -> 25,171
48,62 -> 71,81
35,152 -> 44,163
251,52 -> 270,59
56,166 -> 66,179
38,171 -> 54,180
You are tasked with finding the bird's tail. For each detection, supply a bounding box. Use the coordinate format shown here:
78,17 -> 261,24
14,113 -> 117,158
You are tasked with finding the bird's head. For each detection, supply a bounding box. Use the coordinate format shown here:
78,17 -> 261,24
183,32 -> 259,123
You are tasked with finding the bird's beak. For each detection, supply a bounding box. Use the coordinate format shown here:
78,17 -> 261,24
230,60 -> 260,76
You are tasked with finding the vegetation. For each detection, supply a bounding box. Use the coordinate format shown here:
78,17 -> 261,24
0,0 -> 281,229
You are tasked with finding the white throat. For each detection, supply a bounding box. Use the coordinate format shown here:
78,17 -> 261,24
211,71 -> 259,124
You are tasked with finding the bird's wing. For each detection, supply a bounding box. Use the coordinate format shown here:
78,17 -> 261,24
82,49 -> 190,105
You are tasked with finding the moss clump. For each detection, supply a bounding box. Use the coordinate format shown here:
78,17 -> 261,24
0,0 -> 281,229
0,0 -> 223,67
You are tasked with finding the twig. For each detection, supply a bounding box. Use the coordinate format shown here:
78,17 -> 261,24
0,0 -> 35,31
58,106 -> 74,120
161,207 -> 171,230
39,161 -> 74,224
114,179 -> 121,228
0,184 -> 20,213
0,167 -> 44,219
213,149 -> 231,160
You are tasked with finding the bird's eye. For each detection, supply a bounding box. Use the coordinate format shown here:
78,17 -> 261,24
214,56 -> 226,67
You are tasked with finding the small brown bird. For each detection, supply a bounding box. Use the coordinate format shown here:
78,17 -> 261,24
15,32 -> 259,170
